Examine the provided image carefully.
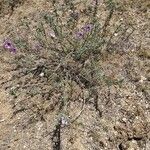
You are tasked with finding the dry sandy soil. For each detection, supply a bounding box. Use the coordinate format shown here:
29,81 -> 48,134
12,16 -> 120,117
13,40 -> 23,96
0,0 -> 150,150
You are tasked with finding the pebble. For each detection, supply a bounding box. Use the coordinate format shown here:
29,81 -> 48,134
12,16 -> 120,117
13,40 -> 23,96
39,72 -> 44,77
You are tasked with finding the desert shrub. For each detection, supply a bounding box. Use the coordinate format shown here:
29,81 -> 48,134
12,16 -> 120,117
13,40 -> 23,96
2,0 -> 134,128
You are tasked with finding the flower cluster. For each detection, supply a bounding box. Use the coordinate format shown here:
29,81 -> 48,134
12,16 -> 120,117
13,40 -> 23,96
3,39 -> 17,53
75,24 -> 93,39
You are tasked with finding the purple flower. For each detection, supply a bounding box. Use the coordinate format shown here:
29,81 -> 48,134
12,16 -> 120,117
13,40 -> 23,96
75,31 -> 84,39
92,0 -> 99,6
10,47 -> 17,53
82,24 -> 93,33
3,39 -> 17,53
3,40 -> 13,49
75,24 -> 93,40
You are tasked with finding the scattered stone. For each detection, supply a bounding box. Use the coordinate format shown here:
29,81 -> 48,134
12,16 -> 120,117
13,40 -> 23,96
119,140 -> 140,150
39,72 -> 44,77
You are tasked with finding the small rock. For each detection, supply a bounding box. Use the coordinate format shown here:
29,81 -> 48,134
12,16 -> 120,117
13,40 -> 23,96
139,76 -> 147,83
128,140 -> 140,150
114,33 -> 118,36
119,140 -> 139,150
39,72 -> 44,77
61,115 -> 69,127
122,118 -> 127,122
